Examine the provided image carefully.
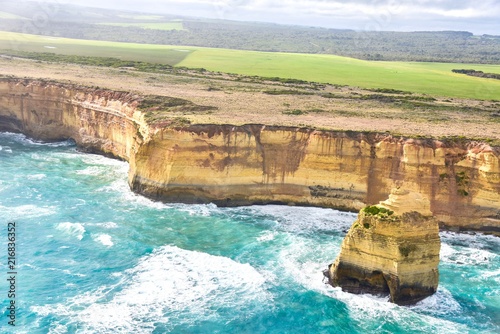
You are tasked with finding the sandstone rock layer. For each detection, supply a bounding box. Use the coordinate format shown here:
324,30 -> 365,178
1,77 -> 499,234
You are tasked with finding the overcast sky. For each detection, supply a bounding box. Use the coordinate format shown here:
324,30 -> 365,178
52,0 -> 499,34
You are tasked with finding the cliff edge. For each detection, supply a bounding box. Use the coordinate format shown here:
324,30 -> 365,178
0,77 -> 499,235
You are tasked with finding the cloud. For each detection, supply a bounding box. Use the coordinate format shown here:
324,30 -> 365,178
217,0 -> 500,19
48,0 -> 500,34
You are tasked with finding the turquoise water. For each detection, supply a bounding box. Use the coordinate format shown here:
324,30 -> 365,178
0,132 -> 498,333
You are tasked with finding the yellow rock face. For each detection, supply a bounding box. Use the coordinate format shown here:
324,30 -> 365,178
379,188 -> 434,216
130,125 -> 500,233
1,78 -> 499,234
326,208 -> 440,305
0,78 -> 144,160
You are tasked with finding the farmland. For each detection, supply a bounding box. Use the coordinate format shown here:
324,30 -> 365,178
1,31 -> 499,100
0,31 -> 193,65
178,48 -> 500,100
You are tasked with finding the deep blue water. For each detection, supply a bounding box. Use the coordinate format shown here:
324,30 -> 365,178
0,132 -> 499,333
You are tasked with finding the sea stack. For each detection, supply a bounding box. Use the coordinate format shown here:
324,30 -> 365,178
325,189 -> 441,305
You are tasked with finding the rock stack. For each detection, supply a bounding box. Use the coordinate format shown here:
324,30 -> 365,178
325,191 -> 441,305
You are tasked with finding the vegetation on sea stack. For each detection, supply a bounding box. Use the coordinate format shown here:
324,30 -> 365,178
362,205 -> 394,217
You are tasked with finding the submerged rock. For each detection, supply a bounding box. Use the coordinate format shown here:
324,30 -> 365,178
325,206 -> 440,305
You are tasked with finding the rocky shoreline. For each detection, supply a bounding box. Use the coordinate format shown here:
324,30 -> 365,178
1,77 -> 499,304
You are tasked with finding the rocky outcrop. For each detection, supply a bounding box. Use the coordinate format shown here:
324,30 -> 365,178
0,77 -> 499,235
325,201 -> 441,305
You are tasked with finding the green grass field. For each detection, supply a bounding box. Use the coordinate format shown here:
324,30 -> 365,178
99,22 -> 184,31
0,32 -> 193,65
0,31 -> 499,100
178,48 -> 500,100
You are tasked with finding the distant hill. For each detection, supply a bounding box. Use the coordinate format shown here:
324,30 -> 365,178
0,0 -> 499,64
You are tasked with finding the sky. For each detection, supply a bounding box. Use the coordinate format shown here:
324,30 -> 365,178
49,0 -> 500,34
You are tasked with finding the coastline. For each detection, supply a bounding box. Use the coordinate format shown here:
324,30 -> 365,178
1,74 -> 499,234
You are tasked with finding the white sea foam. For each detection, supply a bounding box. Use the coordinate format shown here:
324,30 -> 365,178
440,243 -> 496,265
44,141 -> 75,147
0,204 -> 56,219
481,268 -> 500,281
276,235 -> 348,309
410,287 -> 462,316
75,166 -> 105,176
87,154 -> 168,211
0,145 -> 13,153
20,263 -> 38,270
30,153 -> 61,163
0,132 -> 30,143
244,205 -> 356,234
440,243 -> 454,259
93,221 -> 119,229
92,233 -> 114,247
257,230 -> 277,242
70,198 -> 87,209
347,292 -> 468,334
56,222 -> 86,240
441,231 -> 500,250
81,154 -> 127,168
48,324 -> 67,334
0,182 -> 10,194
99,179 -> 130,193
27,173 -> 47,180
310,283 -> 470,334
0,132 -> 75,147
101,179 -> 171,210
276,237 -> 410,330
32,245 -> 270,333
177,203 -> 219,216
275,232 -> 472,334
45,267 -> 86,278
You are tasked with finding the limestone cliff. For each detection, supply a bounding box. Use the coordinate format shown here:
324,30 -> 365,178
0,77 -> 499,234
129,125 -> 500,234
325,206 -> 440,305
0,77 -> 146,160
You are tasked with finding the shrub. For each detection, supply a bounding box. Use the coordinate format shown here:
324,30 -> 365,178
362,205 -> 394,217
263,89 -> 314,95
282,109 -> 307,115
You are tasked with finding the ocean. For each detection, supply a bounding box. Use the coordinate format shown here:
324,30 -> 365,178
0,132 -> 498,333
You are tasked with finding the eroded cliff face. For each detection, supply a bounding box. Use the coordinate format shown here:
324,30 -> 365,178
0,78 -> 147,160
130,125 -> 500,234
1,77 -> 499,234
